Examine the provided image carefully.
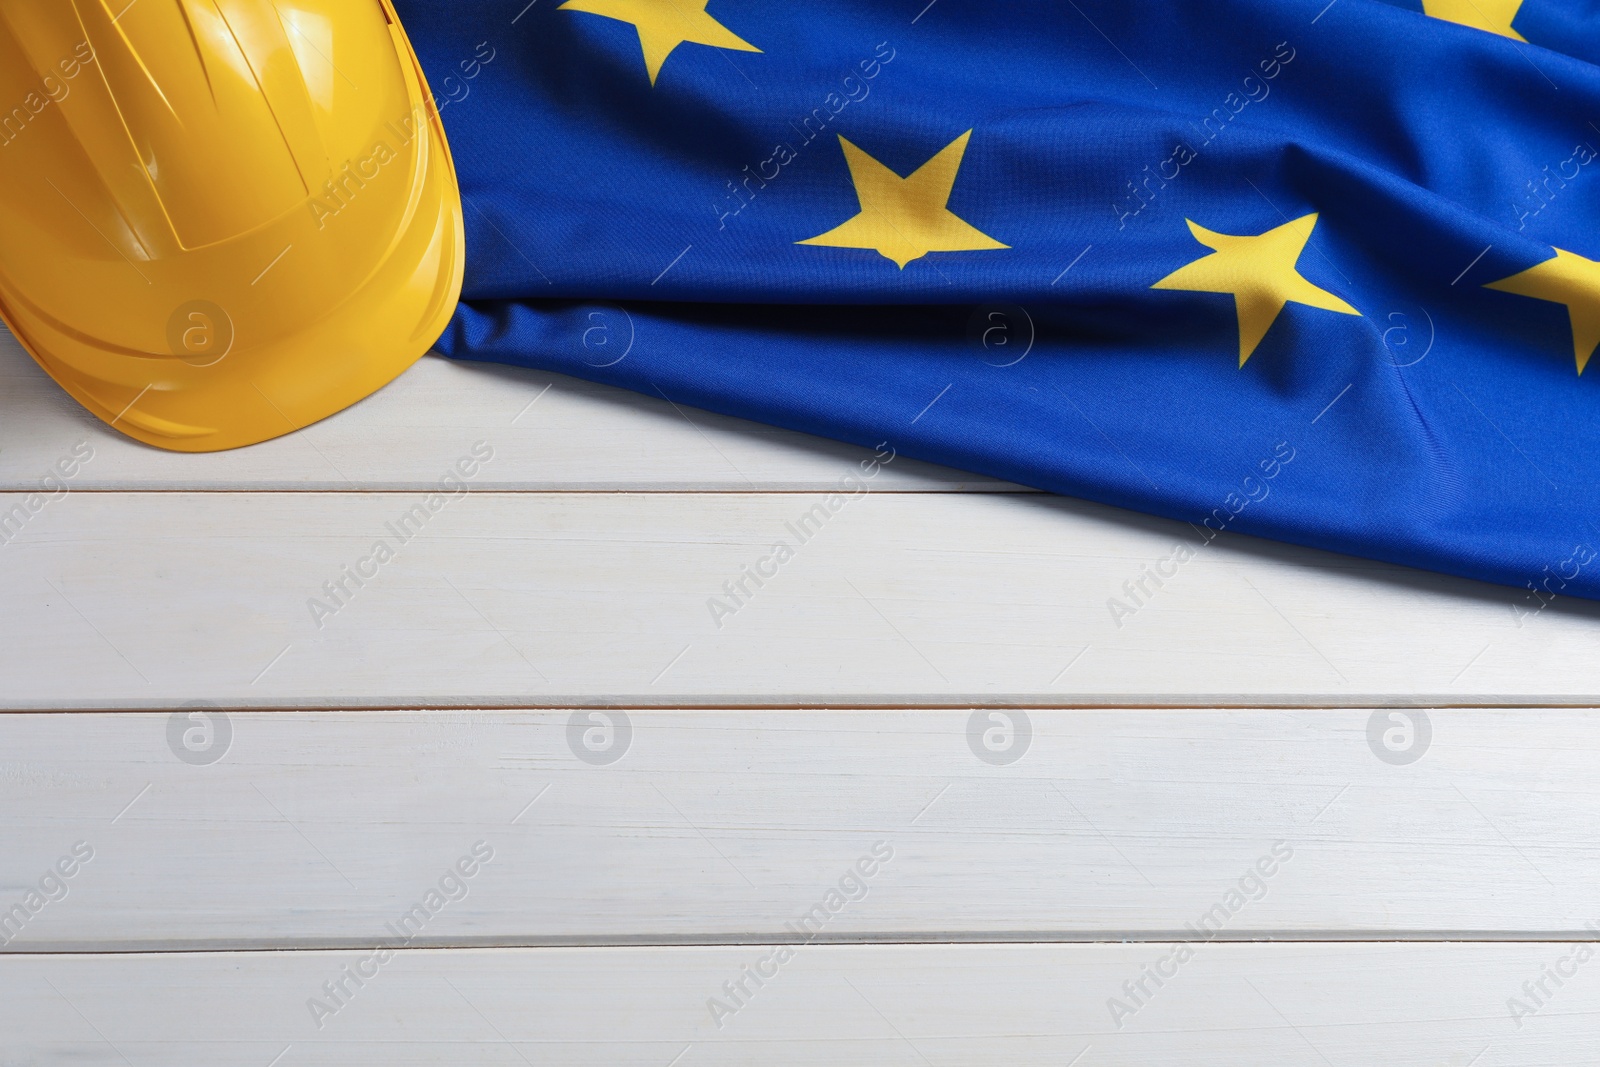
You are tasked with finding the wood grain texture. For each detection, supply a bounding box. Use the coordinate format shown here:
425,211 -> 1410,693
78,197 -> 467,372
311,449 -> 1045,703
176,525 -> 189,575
0,333 -> 1017,491
0,490 -> 1595,707
0,943 -> 1589,1065
5,323 -> 1592,1056
1,709 -> 1596,950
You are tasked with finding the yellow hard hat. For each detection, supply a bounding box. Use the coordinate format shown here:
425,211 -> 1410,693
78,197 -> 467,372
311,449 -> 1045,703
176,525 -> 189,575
0,0 -> 464,452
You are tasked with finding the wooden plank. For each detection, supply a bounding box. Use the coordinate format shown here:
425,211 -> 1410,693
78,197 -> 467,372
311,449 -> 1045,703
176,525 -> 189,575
0,490 -> 1594,707
0,331 -> 1017,491
0,943 -> 1589,1064
3,709 -> 1598,949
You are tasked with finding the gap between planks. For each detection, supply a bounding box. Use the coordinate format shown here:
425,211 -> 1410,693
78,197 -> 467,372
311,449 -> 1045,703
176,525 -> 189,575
8,701 -> 1600,713
7,933 -> 1600,956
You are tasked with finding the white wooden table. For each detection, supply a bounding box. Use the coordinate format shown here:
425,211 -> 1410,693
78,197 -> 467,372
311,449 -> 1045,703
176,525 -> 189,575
3,329 -> 1597,1064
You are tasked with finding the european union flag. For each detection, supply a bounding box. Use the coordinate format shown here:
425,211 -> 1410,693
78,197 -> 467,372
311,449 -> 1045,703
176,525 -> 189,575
395,0 -> 1600,605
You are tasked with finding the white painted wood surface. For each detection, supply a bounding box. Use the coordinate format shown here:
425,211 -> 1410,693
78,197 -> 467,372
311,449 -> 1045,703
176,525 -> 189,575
0,709 -> 1596,950
1,944 -> 1589,1065
5,322 -> 1596,1061
0,489 -> 1595,707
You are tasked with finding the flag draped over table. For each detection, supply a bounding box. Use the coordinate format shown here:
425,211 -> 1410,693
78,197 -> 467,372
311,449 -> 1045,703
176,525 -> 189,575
394,0 -> 1600,604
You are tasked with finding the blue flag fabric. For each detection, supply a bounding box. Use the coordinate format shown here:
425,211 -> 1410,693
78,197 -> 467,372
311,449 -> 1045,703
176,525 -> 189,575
394,0 -> 1600,607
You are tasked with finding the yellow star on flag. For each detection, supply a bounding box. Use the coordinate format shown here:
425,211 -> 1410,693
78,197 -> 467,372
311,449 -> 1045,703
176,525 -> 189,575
1485,247 -> 1600,374
798,131 -> 1008,270
1152,213 -> 1360,367
558,0 -> 760,86
1422,0 -> 1526,40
